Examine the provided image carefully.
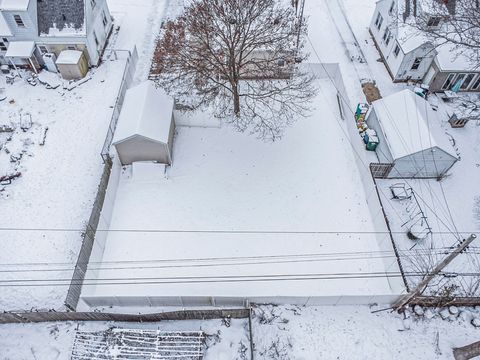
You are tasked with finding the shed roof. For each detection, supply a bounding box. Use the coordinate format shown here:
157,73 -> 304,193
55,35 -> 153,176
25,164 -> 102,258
5,41 -> 35,58
56,50 -> 82,64
112,81 -> 174,145
371,89 -> 457,160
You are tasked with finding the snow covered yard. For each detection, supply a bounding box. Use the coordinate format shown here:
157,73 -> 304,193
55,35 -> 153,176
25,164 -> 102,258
1,305 -> 479,360
252,304 -> 480,360
0,61 -> 126,311
80,77 -> 402,307
0,317 -> 249,360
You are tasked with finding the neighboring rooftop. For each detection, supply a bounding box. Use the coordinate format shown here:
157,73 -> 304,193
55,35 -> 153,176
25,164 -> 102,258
37,0 -> 85,36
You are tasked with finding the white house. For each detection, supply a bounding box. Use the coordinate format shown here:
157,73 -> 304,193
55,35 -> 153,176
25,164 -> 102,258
366,89 -> 458,178
370,0 -> 480,92
0,0 -> 112,70
112,81 -> 176,166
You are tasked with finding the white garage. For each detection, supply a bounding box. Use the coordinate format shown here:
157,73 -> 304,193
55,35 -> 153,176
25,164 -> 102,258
366,90 -> 458,179
113,81 -> 175,165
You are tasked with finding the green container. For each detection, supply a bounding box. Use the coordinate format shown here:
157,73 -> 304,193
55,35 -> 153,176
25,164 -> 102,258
366,141 -> 378,151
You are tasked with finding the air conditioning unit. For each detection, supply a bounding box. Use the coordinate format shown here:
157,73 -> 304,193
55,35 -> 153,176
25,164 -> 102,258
42,53 -> 58,73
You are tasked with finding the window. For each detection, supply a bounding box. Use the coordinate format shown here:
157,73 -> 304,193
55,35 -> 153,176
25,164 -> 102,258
90,0 -> 96,8
441,73 -> 456,90
13,15 -> 25,27
2,38 -> 8,43
38,45 -> 48,54
67,45 -> 77,50
388,1 -> 395,15
426,16 -> 441,27
460,73 -> 475,90
385,28 -> 392,45
393,44 -> 400,57
0,41 -> 7,51
411,57 -> 422,70
472,75 -> 480,90
375,12 -> 383,30
93,32 -> 99,47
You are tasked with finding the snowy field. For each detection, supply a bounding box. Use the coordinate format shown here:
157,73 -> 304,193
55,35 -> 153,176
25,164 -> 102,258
80,78 -> 402,307
1,305 -> 479,359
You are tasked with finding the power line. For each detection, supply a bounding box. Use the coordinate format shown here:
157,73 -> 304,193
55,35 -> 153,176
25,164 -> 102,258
0,270 -> 474,288
0,227 -> 477,233
0,248 -> 468,273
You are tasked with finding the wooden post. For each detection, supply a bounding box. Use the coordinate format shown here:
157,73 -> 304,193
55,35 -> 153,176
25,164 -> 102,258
393,234 -> 477,309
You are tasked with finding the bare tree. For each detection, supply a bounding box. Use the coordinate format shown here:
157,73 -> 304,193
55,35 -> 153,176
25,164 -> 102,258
410,0 -> 480,65
151,0 -> 316,140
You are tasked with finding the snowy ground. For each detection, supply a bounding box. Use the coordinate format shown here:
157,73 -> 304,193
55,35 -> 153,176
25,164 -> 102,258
252,304 -> 480,360
0,318 -> 249,360
0,62 -> 125,311
376,106 -> 480,296
80,78 -> 401,307
1,305 -> 479,360
0,0 -> 175,312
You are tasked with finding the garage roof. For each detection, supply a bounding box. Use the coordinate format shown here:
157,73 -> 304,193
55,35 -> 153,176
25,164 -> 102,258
112,81 -> 174,145
372,89 -> 457,160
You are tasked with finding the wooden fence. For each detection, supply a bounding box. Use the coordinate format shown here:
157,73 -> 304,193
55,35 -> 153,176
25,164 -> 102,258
0,308 -> 249,324
65,47 -> 139,310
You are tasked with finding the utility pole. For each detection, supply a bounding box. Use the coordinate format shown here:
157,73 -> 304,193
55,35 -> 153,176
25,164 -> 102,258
393,233 -> 477,309
295,0 -> 306,55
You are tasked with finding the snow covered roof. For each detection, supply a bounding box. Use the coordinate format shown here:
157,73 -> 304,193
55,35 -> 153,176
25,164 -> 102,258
37,0 -> 86,36
0,13 -> 11,36
4,41 -> 35,58
372,89 -> 457,160
435,42 -> 478,71
112,81 -> 174,145
0,0 -> 30,11
56,50 -> 83,64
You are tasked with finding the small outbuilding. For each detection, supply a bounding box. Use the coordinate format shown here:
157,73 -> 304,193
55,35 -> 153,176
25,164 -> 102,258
112,81 -> 175,165
55,50 -> 89,80
366,89 -> 458,179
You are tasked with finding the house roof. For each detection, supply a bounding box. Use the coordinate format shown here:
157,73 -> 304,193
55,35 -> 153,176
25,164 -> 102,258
0,0 -> 30,11
112,81 -> 174,146
371,89 -> 457,160
435,42 -> 478,71
37,0 -> 85,36
4,41 -> 35,58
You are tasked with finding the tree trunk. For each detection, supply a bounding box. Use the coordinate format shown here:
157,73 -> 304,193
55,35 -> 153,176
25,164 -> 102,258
232,83 -> 240,116
453,341 -> 480,360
